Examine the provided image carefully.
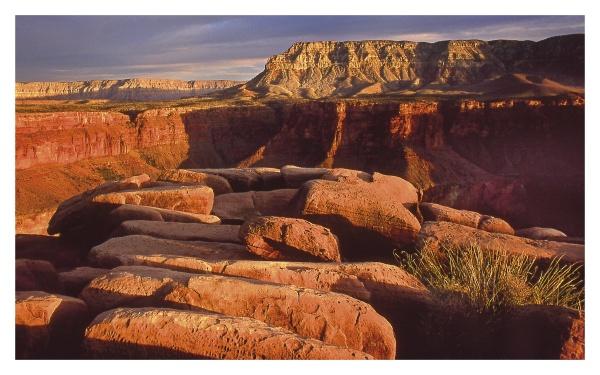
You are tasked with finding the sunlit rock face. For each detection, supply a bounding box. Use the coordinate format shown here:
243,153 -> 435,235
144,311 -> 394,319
242,35 -> 583,98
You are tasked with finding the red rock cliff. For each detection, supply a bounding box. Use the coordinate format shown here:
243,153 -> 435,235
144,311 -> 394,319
16,97 -> 584,234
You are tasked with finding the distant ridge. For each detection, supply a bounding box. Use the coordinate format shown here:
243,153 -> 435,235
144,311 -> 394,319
237,34 -> 584,99
16,78 -> 244,101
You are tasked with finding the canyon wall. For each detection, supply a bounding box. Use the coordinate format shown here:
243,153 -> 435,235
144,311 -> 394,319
16,105 -> 280,170
16,78 -> 244,100
16,97 -> 584,234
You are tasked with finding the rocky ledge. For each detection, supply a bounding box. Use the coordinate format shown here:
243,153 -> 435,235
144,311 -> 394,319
15,167 -> 584,359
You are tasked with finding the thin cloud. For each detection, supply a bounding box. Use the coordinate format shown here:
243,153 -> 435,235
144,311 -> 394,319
16,16 -> 584,82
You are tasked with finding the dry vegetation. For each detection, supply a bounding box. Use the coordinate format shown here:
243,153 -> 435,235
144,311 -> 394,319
395,242 -> 584,314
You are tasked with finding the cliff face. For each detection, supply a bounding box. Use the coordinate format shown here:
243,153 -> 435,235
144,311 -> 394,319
17,98 -> 583,177
16,78 -> 244,100
242,34 -> 584,98
16,97 -> 584,234
16,104 -> 282,170
16,112 -> 135,169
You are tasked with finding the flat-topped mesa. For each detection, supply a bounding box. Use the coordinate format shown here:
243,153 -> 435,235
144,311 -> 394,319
16,78 -> 244,100
242,34 -> 584,98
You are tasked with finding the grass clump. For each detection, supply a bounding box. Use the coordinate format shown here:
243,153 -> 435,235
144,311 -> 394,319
394,242 -> 583,314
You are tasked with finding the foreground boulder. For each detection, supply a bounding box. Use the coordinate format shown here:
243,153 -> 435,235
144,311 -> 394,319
59,267 -> 111,296
48,174 -> 151,235
108,204 -> 220,226
208,259 -> 435,358
516,227 -> 568,240
293,179 -> 421,260
420,202 -> 514,235
16,259 -> 61,292
16,291 -> 89,359
418,221 -> 584,265
80,265 -> 396,359
212,189 -> 297,222
84,307 -> 372,359
214,261 -> 429,305
371,172 -> 420,205
281,165 -> 329,187
240,216 -> 341,262
92,185 -> 214,215
112,220 -> 241,243
158,169 -> 233,195
87,240 -> 430,309
88,235 -> 256,268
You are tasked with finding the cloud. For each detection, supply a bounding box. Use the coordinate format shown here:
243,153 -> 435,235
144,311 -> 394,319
16,15 -> 584,82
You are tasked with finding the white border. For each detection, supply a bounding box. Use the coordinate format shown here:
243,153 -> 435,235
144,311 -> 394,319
1,1 -> 598,374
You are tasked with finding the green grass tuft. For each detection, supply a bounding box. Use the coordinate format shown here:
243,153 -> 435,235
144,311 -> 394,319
394,241 -> 583,314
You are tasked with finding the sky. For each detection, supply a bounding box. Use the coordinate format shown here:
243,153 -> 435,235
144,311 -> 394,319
15,15 -> 584,82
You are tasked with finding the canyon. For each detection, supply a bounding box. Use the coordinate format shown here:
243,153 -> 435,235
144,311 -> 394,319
14,33 -> 586,360
16,96 -> 584,236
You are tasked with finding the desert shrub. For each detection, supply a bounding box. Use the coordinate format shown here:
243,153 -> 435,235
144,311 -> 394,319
394,241 -> 583,314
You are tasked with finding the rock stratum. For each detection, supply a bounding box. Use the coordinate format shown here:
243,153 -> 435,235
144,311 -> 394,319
16,78 -> 243,100
239,34 -> 583,98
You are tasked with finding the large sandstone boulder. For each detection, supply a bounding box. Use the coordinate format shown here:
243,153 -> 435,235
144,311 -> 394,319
420,202 -> 514,235
281,165 -> 329,187
59,267 -> 111,296
16,234 -> 83,269
478,216 -> 515,235
16,259 -> 61,293
80,265 -> 396,359
516,227 -> 568,240
108,204 -> 220,227
209,261 -> 425,300
212,189 -> 297,222
240,216 -> 341,262
84,307 -> 372,359
158,169 -> 233,195
293,179 -> 421,259
88,235 -> 256,268
371,172 -> 420,205
190,168 -> 284,191
418,221 -> 584,265
210,259 -> 436,359
498,305 -> 584,359
16,291 -> 89,358
48,174 -> 151,235
92,185 -> 214,215
87,241 -> 428,307
112,220 -> 241,243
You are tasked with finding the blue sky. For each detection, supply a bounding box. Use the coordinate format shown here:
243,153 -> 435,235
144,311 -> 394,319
15,15 -> 584,82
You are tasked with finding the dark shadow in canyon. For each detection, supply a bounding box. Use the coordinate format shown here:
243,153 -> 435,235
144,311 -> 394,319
172,98 -> 584,234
